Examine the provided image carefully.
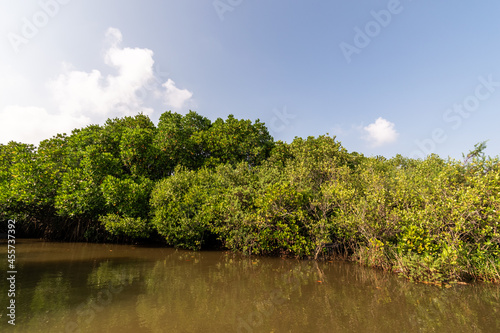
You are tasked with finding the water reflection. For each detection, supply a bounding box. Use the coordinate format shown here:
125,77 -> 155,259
0,240 -> 499,332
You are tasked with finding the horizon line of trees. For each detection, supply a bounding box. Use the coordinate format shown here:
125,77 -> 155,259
0,111 -> 274,240
1,110 -> 499,284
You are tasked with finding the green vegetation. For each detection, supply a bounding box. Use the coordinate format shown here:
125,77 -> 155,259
1,111 -> 499,284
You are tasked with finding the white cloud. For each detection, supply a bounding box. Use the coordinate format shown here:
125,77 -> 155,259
0,106 -> 89,144
362,117 -> 399,147
48,27 -> 156,120
0,27 -> 194,145
162,79 -> 193,111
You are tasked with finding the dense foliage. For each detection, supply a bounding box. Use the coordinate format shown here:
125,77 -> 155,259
1,111 -> 499,284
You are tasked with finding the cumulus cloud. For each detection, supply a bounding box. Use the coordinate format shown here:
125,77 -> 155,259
162,79 -> 193,111
48,27 -> 156,120
362,117 -> 399,147
0,27 -> 195,145
0,106 -> 89,144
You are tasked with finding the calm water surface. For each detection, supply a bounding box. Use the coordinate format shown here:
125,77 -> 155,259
0,239 -> 499,332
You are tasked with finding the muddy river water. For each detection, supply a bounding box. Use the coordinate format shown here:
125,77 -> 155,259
0,239 -> 499,332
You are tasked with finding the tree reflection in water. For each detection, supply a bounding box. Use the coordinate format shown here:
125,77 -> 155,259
0,240 -> 498,332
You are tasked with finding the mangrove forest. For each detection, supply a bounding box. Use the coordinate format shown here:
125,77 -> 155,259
1,111 -> 499,285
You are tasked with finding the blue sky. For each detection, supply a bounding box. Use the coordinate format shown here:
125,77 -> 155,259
1,0 -> 500,159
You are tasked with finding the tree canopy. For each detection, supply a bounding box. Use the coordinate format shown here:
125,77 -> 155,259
1,110 -> 499,284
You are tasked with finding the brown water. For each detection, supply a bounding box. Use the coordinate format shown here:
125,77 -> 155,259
0,239 -> 499,333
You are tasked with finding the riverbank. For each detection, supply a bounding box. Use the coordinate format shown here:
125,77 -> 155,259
1,112 -> 499,285
1,239 -> 500,332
